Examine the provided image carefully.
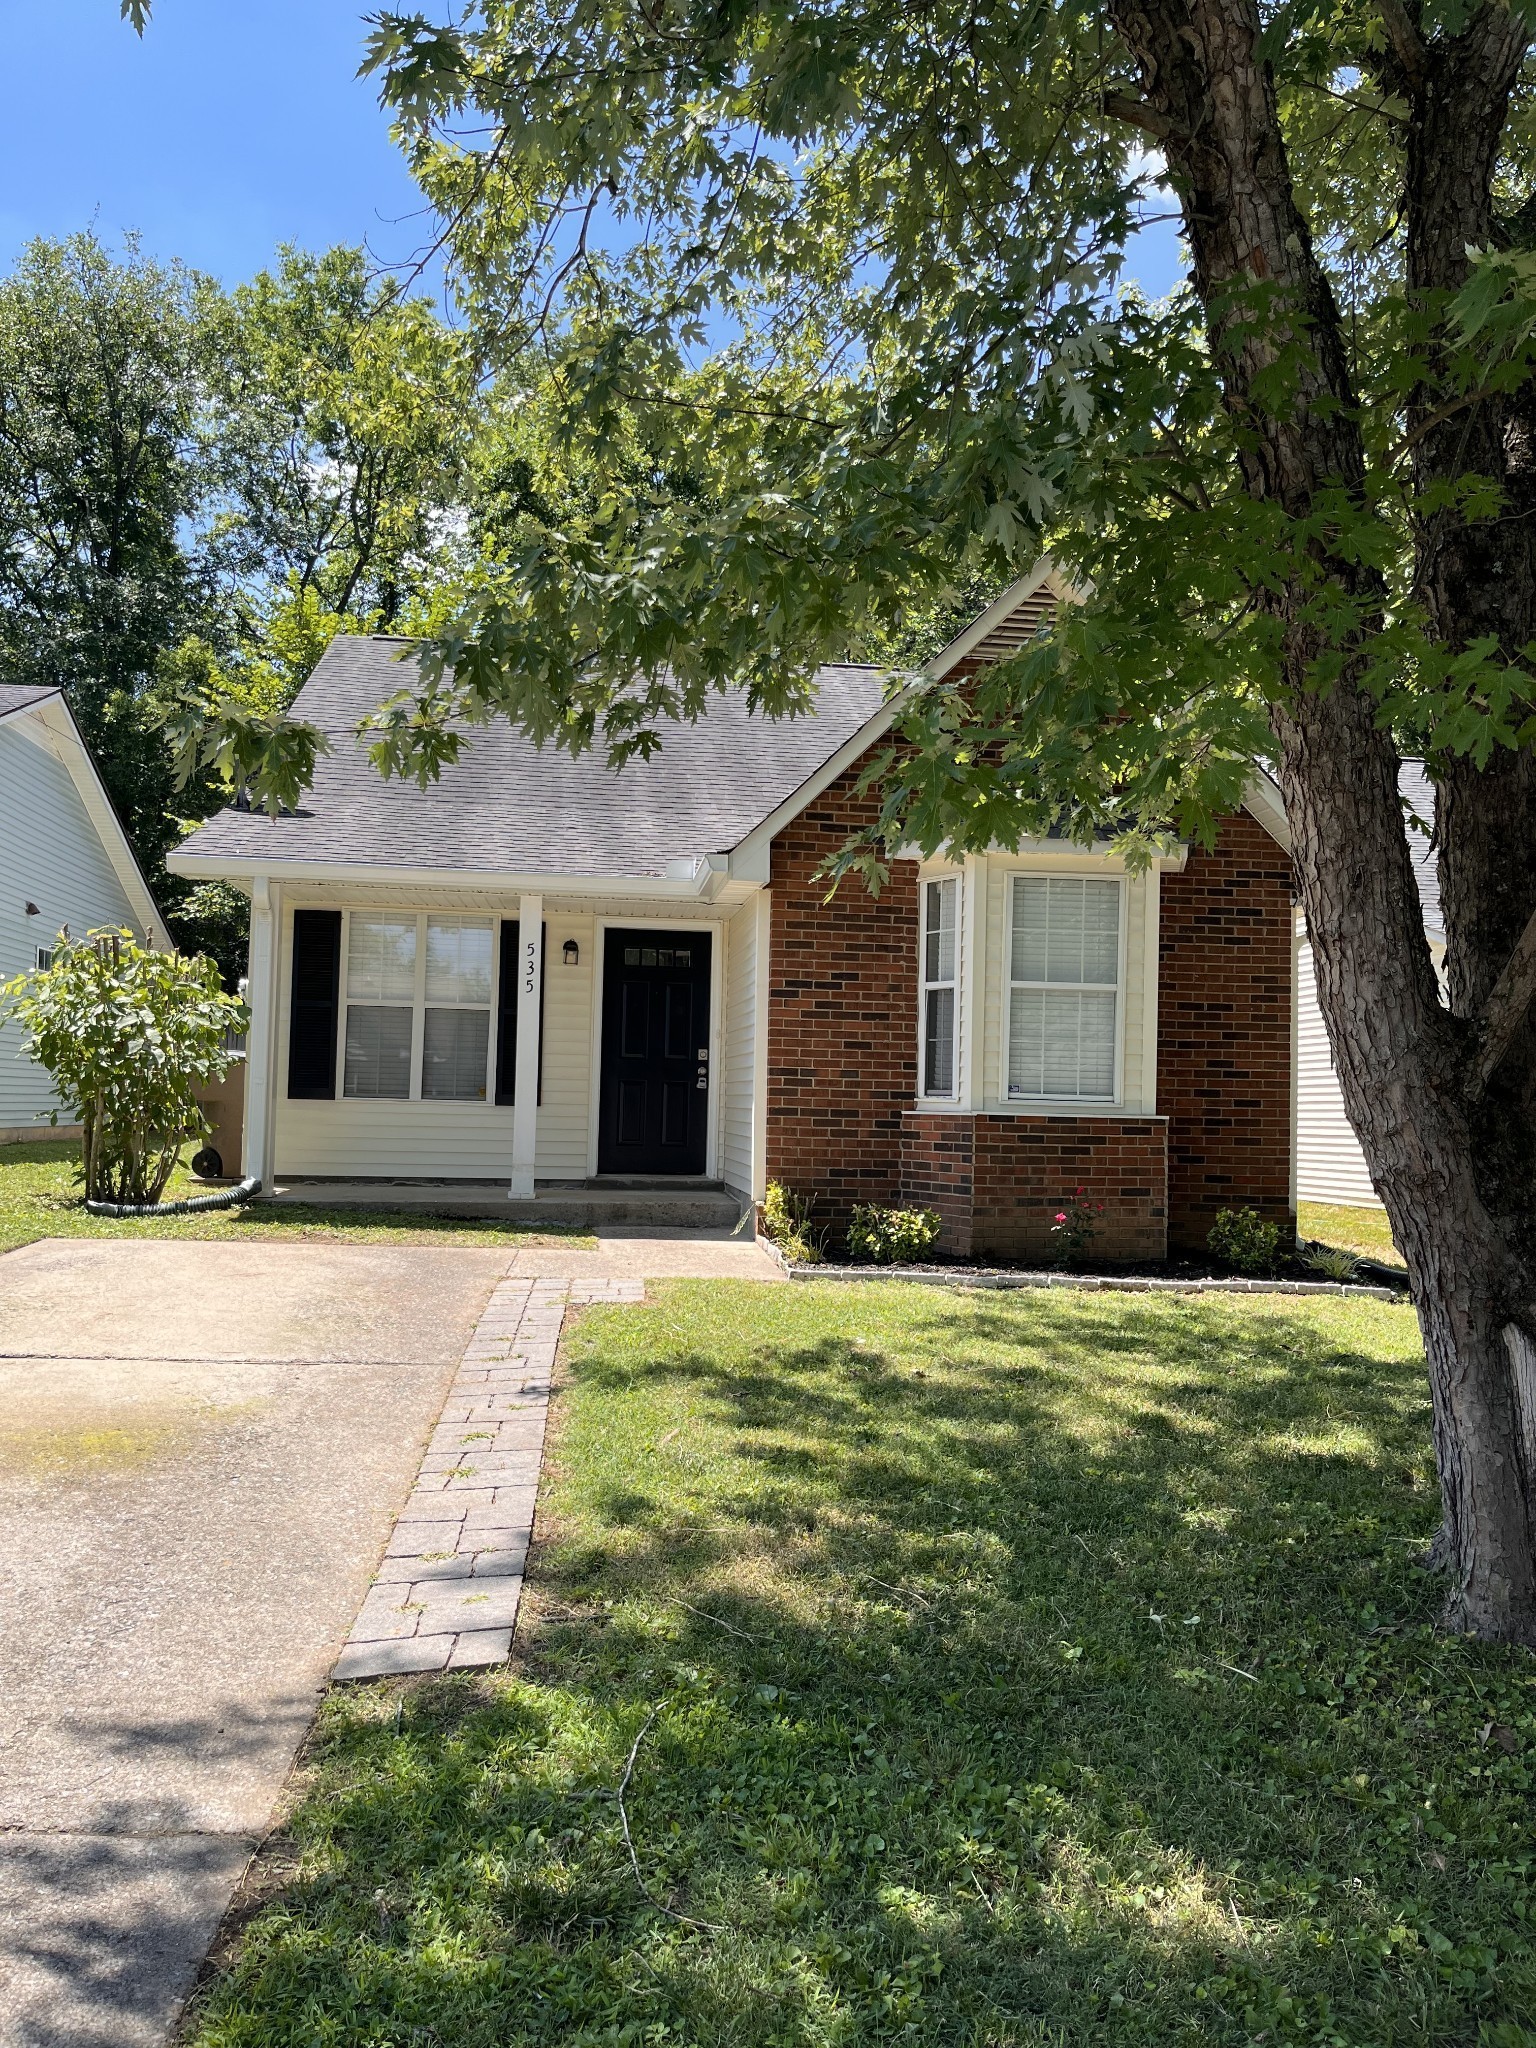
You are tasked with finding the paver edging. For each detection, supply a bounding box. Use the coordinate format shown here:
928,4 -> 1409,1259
784,1263 -> 1398,1301
332,1274 -> 643,1681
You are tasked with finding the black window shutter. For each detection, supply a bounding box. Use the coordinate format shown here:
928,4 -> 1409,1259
288,909 -> 342,1098
494,920 -> 546,1105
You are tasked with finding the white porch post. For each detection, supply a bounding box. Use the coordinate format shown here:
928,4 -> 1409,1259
242,875 -> 282,1187
508,894 -> 543,1199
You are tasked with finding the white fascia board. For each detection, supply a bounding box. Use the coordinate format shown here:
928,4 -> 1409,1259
894,838 -> 1189,870
24,695 -> 171,949
165,849 -> 725,900
1242,770 -> 1290,853
728,557 -> 1089,875
0,689 -> 61,729
925,557 -> 1086,680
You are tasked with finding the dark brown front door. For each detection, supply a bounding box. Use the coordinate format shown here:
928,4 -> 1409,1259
597,929 -> 712,1175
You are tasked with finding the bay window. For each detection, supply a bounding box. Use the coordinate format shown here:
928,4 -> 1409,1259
1006,875 -> 1121,1101
921,876 -> 958,1097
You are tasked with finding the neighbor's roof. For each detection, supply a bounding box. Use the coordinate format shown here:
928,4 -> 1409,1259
0,683 -> 62,721
176,636 -> 889,882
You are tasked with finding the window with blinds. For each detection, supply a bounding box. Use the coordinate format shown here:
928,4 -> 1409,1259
921,876 -> 958,1097
1006,876 -> 1121,1101
341,913 -> 495,1101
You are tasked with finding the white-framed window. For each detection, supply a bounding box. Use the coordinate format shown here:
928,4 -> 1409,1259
1006,874 -> 1121,1101
920,875 -> 959,1097
34,945 -> 54,972
342,912 -> 494,1102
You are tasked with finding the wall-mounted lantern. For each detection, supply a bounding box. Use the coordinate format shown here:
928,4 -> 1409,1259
563,938 -> 580,968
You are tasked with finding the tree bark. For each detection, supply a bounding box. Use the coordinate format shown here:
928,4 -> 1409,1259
1107,0 -> 1536,1642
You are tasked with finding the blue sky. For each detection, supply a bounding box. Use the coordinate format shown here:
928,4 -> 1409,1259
0,0 -> 1185,298
0,1 -> 437,286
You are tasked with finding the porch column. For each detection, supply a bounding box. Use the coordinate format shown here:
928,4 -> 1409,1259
508,894 -> 543,1199
242,875 -> 282,1187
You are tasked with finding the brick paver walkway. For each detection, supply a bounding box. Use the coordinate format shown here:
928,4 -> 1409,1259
333,1275 -> 643,1679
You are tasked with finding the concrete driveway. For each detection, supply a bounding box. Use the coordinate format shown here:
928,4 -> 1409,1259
0,1237 -> 511,2048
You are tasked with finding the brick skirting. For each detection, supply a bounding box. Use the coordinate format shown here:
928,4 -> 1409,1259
900,1111 -> 1169,1263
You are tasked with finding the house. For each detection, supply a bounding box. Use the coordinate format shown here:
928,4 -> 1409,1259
0,684 -> 169,1141
1296,762 -> 1441,1211
168,564 -> 1299,1260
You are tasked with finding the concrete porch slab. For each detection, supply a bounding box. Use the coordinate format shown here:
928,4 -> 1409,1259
258,1179 -> 748,1230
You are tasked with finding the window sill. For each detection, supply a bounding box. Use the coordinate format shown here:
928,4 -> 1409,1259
905,1100 -> 1166,1121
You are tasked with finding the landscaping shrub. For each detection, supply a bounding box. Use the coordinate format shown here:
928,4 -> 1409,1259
1306,1243 -> 1362,1282
1048,1186 -> 1103,1267
0,928 -> 246,1205
846,1202 -> 942,1264
1208,1205 -> 1283,1275
761,1180 -> 823,1265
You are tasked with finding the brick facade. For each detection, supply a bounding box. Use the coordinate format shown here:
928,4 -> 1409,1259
764,762 -> 1294,1262
764,762 -> 919,1232
1158,813 -> 1295,1250
900,1112 -> 1169,1261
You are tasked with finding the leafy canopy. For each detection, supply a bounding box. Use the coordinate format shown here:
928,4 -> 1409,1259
351,0 -> 1536,876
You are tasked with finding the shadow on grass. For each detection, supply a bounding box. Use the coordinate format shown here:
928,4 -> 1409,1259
183,1286 -> 1535,2048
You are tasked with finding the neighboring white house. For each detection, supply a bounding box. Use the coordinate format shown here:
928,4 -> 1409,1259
1296,761 -> 1443,1209
0,684 -> 169,1140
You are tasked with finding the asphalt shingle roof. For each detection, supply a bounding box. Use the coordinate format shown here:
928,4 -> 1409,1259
178,637 -> 889,880
0,684 -> 61,718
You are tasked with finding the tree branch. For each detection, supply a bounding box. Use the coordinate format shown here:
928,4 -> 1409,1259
1376,0 -> 1428,93
1101,91 -> 1188,143
1473,899 -> 1536,1092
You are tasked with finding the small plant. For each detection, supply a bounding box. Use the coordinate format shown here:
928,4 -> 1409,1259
1048,1187 -> 1103,1268
761,1180 -> 824,1265
846,1204 -> 942,1265
1207,1206 -> 1283,1275
0,927 -> 247,1205
1305,1244 -> 1360,1282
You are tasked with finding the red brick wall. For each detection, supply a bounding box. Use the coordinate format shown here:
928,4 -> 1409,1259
902,1112 -> 1168,1262
1157,814 -> 1295,1250
764,761 -> 918,1232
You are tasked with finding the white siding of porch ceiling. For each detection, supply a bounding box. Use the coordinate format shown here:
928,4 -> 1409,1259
1296,937 -> 1380,1208
721,899 -> 759,1196
272,904 -> 597,1180
0,716 -> 147,1133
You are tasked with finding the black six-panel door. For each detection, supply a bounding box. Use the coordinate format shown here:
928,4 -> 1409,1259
598,928 -> 712,1175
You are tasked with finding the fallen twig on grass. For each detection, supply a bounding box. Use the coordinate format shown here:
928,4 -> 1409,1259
616,1705 -> 723,1933
674,1597 -> 759,1642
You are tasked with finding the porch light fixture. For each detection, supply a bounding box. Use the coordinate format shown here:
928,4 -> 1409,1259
563,938 -> 579,967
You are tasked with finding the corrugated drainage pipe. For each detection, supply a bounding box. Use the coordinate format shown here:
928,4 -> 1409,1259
84,1176 -> 262,1219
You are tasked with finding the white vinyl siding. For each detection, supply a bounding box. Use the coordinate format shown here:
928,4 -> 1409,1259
721,899 -> 760,1198
1296,936 -> 1381,1207
0,718 -> 148,1133
1006,876 -> 1121,1102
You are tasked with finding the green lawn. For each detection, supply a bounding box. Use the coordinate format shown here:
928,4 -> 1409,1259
0,1139 -> 591,1253
183,1283 -> 1534,2048
1298,1200 -> 1402,1267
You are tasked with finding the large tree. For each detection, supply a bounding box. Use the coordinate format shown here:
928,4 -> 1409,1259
349,0 -> 1536,1641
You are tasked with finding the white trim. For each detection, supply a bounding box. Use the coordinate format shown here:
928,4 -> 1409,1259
586,915 -> 724,1180
1242,770 -> 1290,852
958,855 -> 984,1111
167,852 -> 729,900
244,877 -> 282,1184
904,1101 -> 1169,1122
1143,867 -> 1162,1116
751,891 -> 772,1202
510,895 -> 544,1197
925,558 -> 1079,679
1000,871 -> 1125,1107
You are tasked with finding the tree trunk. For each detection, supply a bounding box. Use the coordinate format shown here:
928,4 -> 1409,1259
1108,0 -> 1536,1641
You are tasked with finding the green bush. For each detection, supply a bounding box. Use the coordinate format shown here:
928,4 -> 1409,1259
846,1203 -> 942,1265
761,1180 -> 823,1265
1306,1244 -> 1361,1282
1,927 -> 247,1204
1207,1206 -> 1283,1275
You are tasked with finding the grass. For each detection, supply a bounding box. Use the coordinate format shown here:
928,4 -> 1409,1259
0,1138 -> 593,1254
183,1283 -> 1535,2048
1298,1201 -> 1403,1267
